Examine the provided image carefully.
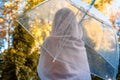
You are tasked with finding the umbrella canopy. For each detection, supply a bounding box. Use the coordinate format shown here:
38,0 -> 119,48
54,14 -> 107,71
17,0 -> 119,80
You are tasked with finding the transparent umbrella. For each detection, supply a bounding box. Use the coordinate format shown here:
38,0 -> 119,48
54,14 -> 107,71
17,0 -> 119,80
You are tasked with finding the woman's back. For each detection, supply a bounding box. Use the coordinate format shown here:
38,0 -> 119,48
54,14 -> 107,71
37,8 -> 91,80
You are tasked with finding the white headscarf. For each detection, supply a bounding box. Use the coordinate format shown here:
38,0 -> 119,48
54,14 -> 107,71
37,8 -> 91,80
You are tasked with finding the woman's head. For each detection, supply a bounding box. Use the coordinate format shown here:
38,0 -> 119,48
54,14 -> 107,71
52,8 -> 83,39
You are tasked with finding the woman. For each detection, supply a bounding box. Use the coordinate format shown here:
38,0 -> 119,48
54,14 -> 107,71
37,8 -> 91,80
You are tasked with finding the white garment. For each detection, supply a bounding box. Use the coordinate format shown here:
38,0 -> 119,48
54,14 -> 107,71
37,8 -> 91,80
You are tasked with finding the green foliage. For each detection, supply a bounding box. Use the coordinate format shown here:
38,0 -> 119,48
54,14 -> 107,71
117,66 -> 120,80
91,75 -> 103,80
2,24 -> 40,80
2,49 -> 18,80
1,0 -> 47,79
13,24 -> 35,53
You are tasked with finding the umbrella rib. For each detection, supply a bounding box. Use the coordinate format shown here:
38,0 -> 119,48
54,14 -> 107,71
69,3 -> 119,66
52,11 -> 79,62
69,3 -> 112,27
26,0 -> 50,13
16,0 -> 119,79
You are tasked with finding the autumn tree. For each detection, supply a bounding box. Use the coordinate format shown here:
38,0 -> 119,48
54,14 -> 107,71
0,0 -> 7,53
2,0 -> 21,49
29,17 -> 51,48
24,0 -> 45,12
82,0 -> 113,13
2,0 -> 45,80
109,7 -> 120,30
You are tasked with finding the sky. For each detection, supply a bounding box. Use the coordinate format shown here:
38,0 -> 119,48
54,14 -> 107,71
113,0 -> 120,10
108,0 -> 120,16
